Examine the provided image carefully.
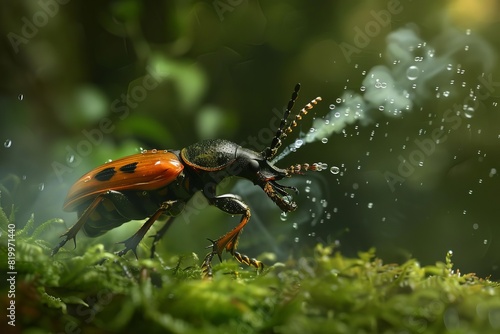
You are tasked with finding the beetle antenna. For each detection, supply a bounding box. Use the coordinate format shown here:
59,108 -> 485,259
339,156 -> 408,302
262,83 -> 301,160
286,162 -> 325,176
262,83 -> 322,160
282,96 -> 322,138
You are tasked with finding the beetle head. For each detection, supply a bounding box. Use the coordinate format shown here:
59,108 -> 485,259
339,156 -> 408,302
235,147 -> 324,212
233,147 -> 297,212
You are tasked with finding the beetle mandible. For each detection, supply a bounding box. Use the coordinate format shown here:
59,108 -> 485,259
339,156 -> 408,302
52,83 -> 323,278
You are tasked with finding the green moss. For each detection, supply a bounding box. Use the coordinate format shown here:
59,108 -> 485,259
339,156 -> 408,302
1,208 -> 499,334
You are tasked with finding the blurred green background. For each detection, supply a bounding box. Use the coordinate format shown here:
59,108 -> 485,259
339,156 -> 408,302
1,0 -> 500,278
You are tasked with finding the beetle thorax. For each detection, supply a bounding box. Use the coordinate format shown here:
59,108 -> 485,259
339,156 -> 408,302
180,139 -> 240,171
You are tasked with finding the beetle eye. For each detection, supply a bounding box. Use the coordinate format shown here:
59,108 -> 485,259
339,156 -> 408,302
249,159 -> 260,172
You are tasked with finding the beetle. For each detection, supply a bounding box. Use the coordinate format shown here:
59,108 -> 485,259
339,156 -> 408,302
52,83 -> 323,277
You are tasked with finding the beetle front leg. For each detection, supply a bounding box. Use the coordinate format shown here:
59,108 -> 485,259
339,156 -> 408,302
202,194 -> 264,278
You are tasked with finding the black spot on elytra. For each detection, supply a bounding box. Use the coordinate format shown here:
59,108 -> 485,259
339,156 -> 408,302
94,167 -> 116,181
120,162 -> 138,173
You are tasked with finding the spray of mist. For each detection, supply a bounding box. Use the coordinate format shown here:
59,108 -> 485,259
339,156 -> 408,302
273,24 -> 495,163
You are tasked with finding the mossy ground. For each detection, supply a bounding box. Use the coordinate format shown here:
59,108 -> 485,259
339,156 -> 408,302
1,207 -> 499,334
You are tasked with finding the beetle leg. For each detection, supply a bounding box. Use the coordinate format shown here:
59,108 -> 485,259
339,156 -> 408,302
201,239 -> 217,278
51,195 -> 106,256
149,216 -> 174,259
116,200 -> 177,258
201,194 -> 264,278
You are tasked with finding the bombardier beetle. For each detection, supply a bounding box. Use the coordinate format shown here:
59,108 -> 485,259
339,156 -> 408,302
52,83 -> 323,278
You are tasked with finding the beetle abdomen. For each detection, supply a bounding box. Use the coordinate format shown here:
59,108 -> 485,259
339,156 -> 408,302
78,194 -> 151,237
82,208 -> 129,237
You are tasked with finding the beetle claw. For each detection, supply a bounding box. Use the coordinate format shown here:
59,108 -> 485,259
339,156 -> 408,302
201,251 -> 215,279
205,238 -> 223,262
201,238 -> 224,279
205,238 -> 215,249
51,234 -> 77,256
115,246 -> 139,259
116,236 -> 140,259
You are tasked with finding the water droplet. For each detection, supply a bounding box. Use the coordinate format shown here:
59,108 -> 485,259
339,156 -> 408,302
294,237 -> 300,243
483,239 -> 488,245
465,29 -> 471,35
489,168 -> 497,177
38,183 -> 45,191
283,195 -> 293,205
18,94 -> 24,101
66,154 -> 75,164
378,105 -> 385,111
4,139 -> 12,148
304,186 -> 311,193
463,106 -> 474,118
330,166 -> 340,174
292,222 -> 298,229
280,212 -> 288,221
321,138 -> 328,144
406,65 -> 420,80
473,223 -> 479,230
294,139 -> 304,149
367,202 -> 373,209
329,104 -> 336,110
360,85 -> 366,92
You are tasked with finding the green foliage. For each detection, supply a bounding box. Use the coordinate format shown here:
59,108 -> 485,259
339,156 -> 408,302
1,208 -> 499,334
